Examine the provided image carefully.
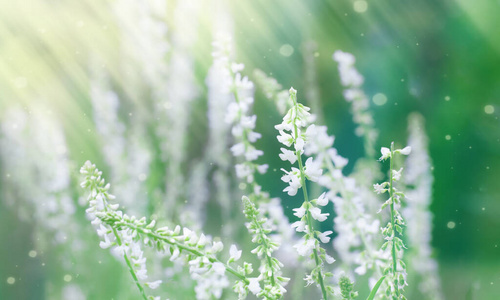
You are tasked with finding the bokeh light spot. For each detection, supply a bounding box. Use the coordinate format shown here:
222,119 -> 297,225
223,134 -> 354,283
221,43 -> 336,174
353,0 -> 368,13
447,221 -> 456,229
64,274 -> 72,282
279,44 -> 294,57
372,93 -> 387,106
7,277 -> 15,284
484,105 -> 494,114
29,250 -> 37,258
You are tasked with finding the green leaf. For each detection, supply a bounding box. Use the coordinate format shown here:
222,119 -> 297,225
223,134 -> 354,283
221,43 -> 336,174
366,275 -> 386,300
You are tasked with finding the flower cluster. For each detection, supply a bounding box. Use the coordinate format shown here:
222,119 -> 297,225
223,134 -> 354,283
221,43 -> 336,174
276,88 -> 335,299
80,161 -> 161,300
375,143 -> 411,300
338,275 -> 358,300
303,123 -> 383,281
242,196 -> 289,299
80,161 -> 256,300
212,38 -> 268,189
214,39 -> 292,299
333,50 -> 378,158
403,113 -> 444,300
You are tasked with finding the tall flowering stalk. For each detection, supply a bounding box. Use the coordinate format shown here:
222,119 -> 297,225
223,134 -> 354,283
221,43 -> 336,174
80,161 -> 259,300
242,196 -> 288,299
404,113 -> 443,300
332,50 -> 378,159
304,124 -> 383,280
375,143 -> 411,299
212,37 -> 291,297
276,88 -> 335,299
80,161 -> 161,300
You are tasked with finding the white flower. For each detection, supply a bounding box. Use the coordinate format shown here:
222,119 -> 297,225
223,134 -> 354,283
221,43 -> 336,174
316,192 -> 328,206
333,50 -> 355,66
230,143 -> 245,156
256,164 -> 268,174
212,262 -> 226,275
324,253 -> 335,264
318,231 -> 333,243
373,183 -> 386,194
279,148 -> 297,164
229,244 -> 242,262
244,148 -> 263,161
398,146 -> 412,155
248,278 -> 262,295
276,130 -> 293,147
380,147 -> 391,160
240,115 -> 257,129
281,168 -> 302,196
170,247 -> 180,261
309,207 -> 329,222
304,157 -> 322,182
392,168 -> 403,181
247,131 -> 261,143
99,234 -> 113,249
231,63 -> 244,73
235,163 -> 252,179
211,241 -> 224,253
291,220 -> 306,232
329,149 -> 348,168
294,238 -> 316,256
294,137 -> 305,152
293,206 -> 306,218
146,280 -> 162,289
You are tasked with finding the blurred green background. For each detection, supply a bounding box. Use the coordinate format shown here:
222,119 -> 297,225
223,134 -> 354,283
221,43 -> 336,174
1,0 -> 499,299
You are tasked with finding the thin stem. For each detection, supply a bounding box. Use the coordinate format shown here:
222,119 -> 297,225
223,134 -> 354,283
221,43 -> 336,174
389,142 -> 399,299
101,198 -> 148,300
291,110 -> 328,300
112,227 -> 148,300
251,207 -> 276,285
297,153 -> 328,300
108,220 -> 249,284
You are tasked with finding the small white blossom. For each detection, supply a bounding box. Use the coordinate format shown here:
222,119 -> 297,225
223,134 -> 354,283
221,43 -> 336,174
279,148 -> 297,164
398,146 -> 412,155
229,245 -> 242,262
380,147 -> 391,160
248,278 -> 262,295
392,168 -> 403,181
293,207 -> 306,218
316,193 -> 328,206
294,238 -> 316,257
318,231 -> 333,243
309,207 -> 329,222
304,157 -> 322,182
373,183 -> 387,194
291,220 -> 306,232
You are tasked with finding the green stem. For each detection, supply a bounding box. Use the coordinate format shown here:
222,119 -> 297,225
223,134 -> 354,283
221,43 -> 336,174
108,219 -> 249,284
389,142 -> 399,299
112,227 -> 148,300
248,196 -> 276,286
290,104 -> 328,299
297,153 -> 328,300
101,200 -> 148,300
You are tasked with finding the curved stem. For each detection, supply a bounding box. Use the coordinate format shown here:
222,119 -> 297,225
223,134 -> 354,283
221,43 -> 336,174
112,227 -> 148,300
108,220 -> 249,284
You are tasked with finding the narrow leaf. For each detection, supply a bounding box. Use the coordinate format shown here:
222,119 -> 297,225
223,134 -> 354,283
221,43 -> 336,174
366,275 -> 386,300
